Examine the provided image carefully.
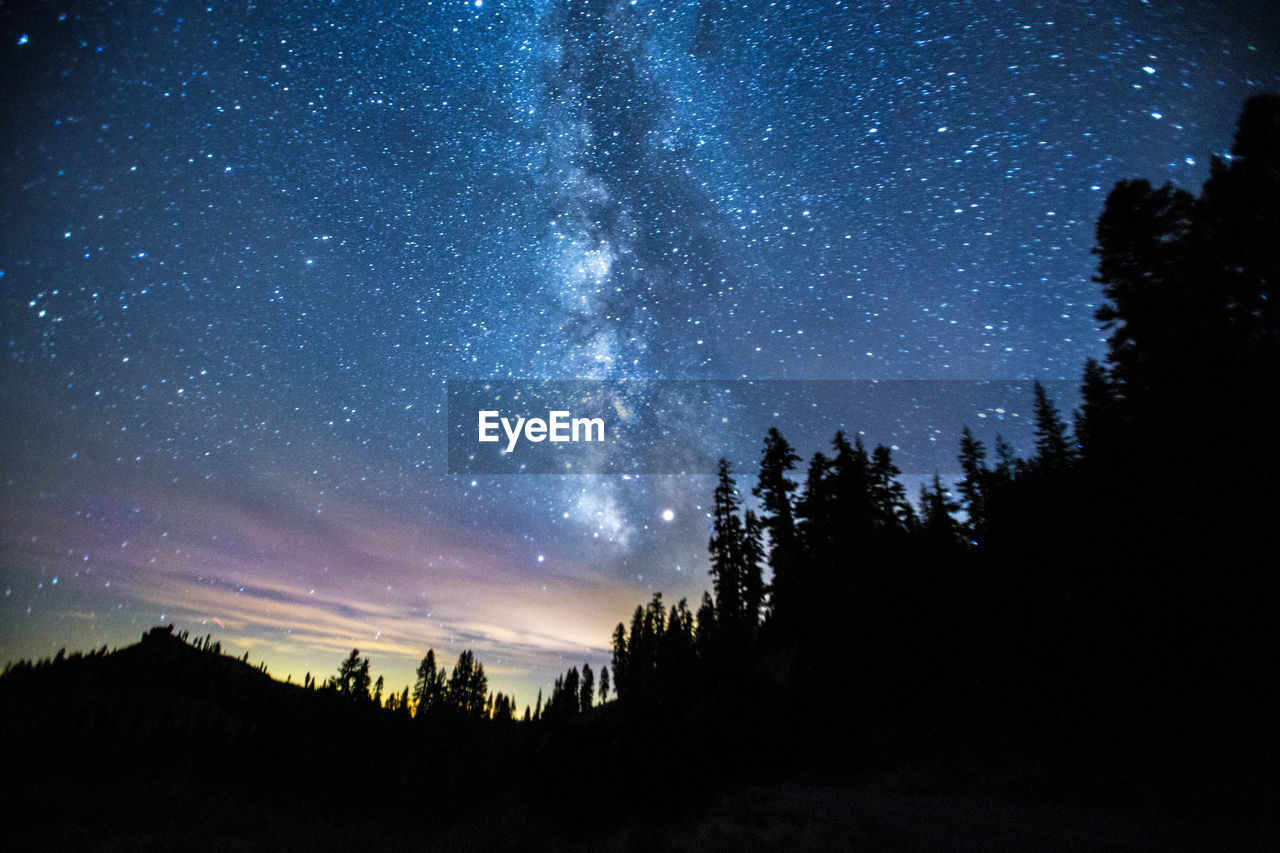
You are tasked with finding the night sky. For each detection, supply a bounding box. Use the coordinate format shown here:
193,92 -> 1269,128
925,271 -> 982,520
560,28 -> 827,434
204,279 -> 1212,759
3,1 -> 1278,704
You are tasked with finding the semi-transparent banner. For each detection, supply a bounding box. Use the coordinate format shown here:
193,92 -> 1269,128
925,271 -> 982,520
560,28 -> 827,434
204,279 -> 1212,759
447,380 -> 1077,475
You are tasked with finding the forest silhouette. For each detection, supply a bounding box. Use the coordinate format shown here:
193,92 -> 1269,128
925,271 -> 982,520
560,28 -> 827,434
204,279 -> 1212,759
2,96 -> 1277,850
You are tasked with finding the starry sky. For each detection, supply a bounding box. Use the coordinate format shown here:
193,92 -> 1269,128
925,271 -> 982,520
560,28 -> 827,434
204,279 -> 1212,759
2,0 -> 1278,705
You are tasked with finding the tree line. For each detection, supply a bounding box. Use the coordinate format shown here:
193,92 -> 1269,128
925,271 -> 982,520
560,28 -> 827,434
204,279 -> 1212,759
603,94 -> 1280,765
319,644 -> 613,725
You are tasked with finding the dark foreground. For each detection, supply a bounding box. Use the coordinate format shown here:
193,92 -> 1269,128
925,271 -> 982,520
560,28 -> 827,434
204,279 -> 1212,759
2,630 -> 1274,852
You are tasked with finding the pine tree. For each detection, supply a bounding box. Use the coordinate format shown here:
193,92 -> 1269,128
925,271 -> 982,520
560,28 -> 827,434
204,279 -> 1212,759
660,598 -> 697,691
447,650 -> 487,718
335,648 -> 372,701
695,590 -> 717,658
627,604 -> 647,693
1196,95 -> 1280,349
795,450 -> 835,561
580,663 -> 594,712
1032,381 -> 1075,472
1094,179 -> 1197,397
869,444 -> 911,531
1074,358 -> 1121,463
920,474 -> 960,544
562,667 -> 580,717
754,428 -> 799,625
993,434 -> 1017,482
957,426 -> 988,536
709,459 -> 745,622
741,510 -> 765,630
413,649 -> 447,716
610,623 -> 629,699
829,431 -> 873,534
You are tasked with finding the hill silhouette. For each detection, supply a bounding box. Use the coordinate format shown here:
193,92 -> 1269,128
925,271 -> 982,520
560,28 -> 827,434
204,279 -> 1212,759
0,627 -> 531,850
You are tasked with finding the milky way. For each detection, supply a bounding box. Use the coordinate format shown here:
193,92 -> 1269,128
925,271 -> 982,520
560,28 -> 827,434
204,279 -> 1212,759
2,1 -> 1277,703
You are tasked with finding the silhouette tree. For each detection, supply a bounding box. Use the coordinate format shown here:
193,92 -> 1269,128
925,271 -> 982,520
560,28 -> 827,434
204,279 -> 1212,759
795,450 -> 835,564
740,510 -> 765,630
754,427 -> 800,627
561,667 -> 580,718
413,649 -> 447,716
624,604 -> 648,696
335,648 -> 372,701
1093,178 -> 1197,399
579,663 -> 594,713
957,426 -> 988,537
829,431 -> 874,535
661,598 -> 697,692
1196,94 -> 1280,350
992,434 -> 1018,484
610,623 -> 629,699
694,591 -> 717,659
709,458 -> 746,623
1073,358 -> 1122,464
1031,381 -> 1075,472
868,443 -> 912,532
919,474 -> 960,544
447,650 -> 488,718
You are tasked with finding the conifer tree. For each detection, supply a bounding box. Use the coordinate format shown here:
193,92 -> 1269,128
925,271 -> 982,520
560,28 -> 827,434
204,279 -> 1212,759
1074,358 -> 1121,463
336,648 -> 372,701
562,667 -> 580,717
920,474 -> 960,544
1094,178 -> 1196,397
992,434 -> 1018,483
869,444 -> 911,531
754,428 -> 799,625
610,623 -> 629,699
695,590 -> 717,658
627,604 -> 647,693
795,450 -> 834,561
447,650 -> 487,718
413,649 -> 447,716
580,663 -> 594,712
1032,381 -> 1075,471
741,510 -> 765,630
957,426 -> 988,535
830,431 -> 873,533
709,459 -> 745,622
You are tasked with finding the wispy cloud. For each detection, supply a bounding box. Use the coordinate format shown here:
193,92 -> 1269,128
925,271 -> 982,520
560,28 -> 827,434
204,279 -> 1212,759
2,468 -> 643,699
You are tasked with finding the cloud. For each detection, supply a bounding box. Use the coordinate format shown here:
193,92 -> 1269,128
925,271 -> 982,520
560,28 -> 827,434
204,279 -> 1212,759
0,466 -> 642,698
